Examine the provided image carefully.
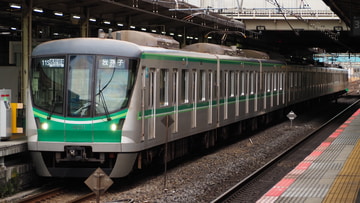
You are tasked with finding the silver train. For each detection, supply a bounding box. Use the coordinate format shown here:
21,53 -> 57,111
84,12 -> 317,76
27,30 -> 348,177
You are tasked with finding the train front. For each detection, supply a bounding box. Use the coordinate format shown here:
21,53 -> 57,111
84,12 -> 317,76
27,38 -> 141,177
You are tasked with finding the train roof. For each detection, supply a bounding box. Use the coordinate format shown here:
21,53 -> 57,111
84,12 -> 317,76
32,38 -> 285,66
32,38 -> 143,58
111,30 -> 179,49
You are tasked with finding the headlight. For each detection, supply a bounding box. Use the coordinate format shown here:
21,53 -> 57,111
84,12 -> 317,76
110,123 -> 117,131
41,122 -> 49,130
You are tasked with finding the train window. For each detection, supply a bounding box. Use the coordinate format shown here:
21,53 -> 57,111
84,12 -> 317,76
225,71 -> 229,99
236,71 -> 240,117
173,70 -> 178,105
149,68 -> 155,107
192,70 -> 197,103
250,72 -> 254,94
214,71 -> 218,98
230,71 -> 235,97
31,56 -> 65,115
236,71 -> 240,97
67,55 -> 94,117
160,69 -> 169,106
241,71 -> 246,96
224,71 -> 229,119
290,72 -> 294,88
181,69 -> 189,103
200,70 -> 206,101
267,72 -> 271,92
208,71 -> 213,101
222,71 -> 226,98
273,72 -> 277,91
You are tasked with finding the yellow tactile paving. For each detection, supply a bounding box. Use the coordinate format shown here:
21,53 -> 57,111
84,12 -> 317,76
322,139 -> 360,203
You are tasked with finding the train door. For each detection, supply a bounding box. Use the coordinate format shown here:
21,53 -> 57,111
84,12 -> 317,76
255,71 -> 259,112
279,72 -> 284,105
245,71 -> 250,114
235,71 -> 240,117
224,71 -> 229,120
272,72 -> 275,107
208,71 -> 213,124
288,71 -> 294,103
249,71 -> 254,114
172,69 -> 179,133
191,69 -> 197,128
141,67 -> 146,141
239,71 -> 247,116
272,71 -> 278,106
148,68 -> 156,140
216,56 -> 221,127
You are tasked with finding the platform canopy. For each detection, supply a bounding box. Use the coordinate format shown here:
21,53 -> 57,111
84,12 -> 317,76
0,0 -> 245,41
324,0 -> 360,34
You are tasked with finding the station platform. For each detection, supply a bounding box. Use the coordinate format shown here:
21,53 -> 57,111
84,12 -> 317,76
257,109 -> 360,203
0,134 -> 27,166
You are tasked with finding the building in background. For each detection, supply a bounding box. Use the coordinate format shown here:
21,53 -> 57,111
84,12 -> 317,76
186,0 -> 331,10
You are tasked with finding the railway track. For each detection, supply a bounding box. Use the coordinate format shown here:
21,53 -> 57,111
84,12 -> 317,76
17,187 -> 95,203
211,98 -> 360,203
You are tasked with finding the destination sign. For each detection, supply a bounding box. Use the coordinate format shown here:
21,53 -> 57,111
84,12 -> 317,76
99,58 -> 125,69
41,58 -> 65,68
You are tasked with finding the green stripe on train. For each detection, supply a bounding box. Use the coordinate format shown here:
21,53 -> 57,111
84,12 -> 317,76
33,108 -> 127,142
137,91 -> 285,119
141,52 -> 284,67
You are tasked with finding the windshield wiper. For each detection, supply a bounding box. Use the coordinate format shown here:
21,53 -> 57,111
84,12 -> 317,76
47,101 -> 61,120
96,68 -> 116,121
98,90 -> 111,121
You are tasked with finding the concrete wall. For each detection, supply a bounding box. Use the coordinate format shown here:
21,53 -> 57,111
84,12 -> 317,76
0,66 -> 20,103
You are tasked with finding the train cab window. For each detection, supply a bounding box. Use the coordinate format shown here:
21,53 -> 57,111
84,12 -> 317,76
67,55 -> 94,117
95,56 -> 134,116
181,69 -> 189,103
31,57 -> 65,115
160,69 -> 169,106
200,70 -> 206,101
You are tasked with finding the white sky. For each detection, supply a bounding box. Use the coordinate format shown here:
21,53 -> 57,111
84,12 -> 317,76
186,0 -> 331,10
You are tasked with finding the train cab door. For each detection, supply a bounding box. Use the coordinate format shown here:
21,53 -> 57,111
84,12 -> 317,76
141,67 -> 156,141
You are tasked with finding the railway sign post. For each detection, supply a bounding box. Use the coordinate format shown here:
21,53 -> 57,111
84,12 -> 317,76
161,115 -> 174,191
85,167 -> 113,203
287,111 -> 297,127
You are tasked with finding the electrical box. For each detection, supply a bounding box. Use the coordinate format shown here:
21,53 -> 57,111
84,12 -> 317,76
0,89 -> 11,140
